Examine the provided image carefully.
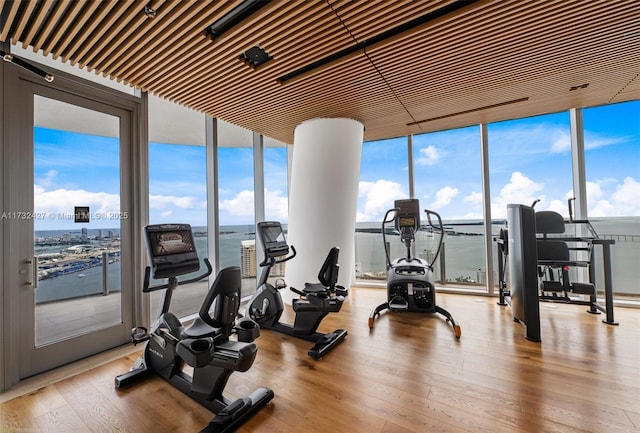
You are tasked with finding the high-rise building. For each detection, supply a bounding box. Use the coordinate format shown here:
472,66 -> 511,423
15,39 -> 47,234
240,240 -> 256,278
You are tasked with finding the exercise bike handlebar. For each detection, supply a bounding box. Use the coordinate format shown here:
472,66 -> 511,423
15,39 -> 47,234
143,258 -> 213,293
259,245 -> 297,267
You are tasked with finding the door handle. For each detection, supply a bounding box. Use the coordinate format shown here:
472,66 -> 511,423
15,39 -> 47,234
24,257 -> 38,288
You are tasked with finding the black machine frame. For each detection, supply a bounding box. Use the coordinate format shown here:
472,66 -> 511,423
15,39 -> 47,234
368,199 -> 461,338
246,221 -> 349,359
115,223 -> 274,433
497,201 -> 618,342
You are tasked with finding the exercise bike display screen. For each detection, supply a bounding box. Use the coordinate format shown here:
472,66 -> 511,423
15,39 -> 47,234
258,221 -> 289,257
145,223 -> 200,278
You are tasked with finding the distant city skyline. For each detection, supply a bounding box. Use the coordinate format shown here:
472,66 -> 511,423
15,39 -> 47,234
32,100 -> 639,230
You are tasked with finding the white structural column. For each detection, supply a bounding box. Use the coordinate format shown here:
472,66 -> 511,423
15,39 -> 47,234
285,118 -> 364,297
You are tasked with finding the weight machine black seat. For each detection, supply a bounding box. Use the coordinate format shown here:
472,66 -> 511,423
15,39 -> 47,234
535,211 -> 595,297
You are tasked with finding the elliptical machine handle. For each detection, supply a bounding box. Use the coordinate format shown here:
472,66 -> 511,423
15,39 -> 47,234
424,209 -> 445,269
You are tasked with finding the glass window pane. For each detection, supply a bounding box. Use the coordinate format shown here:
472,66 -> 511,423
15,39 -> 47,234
583,101 -> 640,300
489,111 -> 572,288
413,126 -> 486,290
355,137 -> 409,281
34,96 -> 122,345
148,96 -> 207,318
218,120 -> 256,297
264,137 -> 288,222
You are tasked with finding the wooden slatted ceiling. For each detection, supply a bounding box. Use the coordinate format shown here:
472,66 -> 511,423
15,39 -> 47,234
0,0 -> 638,144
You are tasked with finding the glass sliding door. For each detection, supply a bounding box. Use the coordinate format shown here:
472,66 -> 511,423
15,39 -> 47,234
33,95 -> 125,346
5,73 -> 134,380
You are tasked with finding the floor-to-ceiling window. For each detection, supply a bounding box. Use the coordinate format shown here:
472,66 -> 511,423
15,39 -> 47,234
148,95 -> 207,318
263,137 -> 289,223
413,126 -> 486,289
355,136 -> 409,280
217,120 -> 256,296
583,100 -> 640,300
488,111 -> 574,289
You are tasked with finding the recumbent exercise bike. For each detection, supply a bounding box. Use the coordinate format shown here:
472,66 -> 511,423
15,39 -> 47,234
368,199 -> 461,338
246,221 -> 348,359
115,224 -> 273,433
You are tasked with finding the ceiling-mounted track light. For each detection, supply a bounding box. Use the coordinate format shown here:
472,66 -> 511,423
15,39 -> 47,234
277,0 -> 478,85
407,97 -> 529,126
204,0 -> 271,40
0,50 -> 53,82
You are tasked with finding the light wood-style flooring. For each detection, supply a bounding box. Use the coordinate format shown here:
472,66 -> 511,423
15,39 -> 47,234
1,288 -> 639,433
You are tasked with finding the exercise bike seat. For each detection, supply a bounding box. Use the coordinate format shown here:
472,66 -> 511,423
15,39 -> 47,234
182,318 -> 221,340
302,247 -> 344,297
182,266 -> 242,340
302,282 -> 330,295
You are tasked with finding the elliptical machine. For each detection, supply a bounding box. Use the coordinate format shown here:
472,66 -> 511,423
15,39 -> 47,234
246,221 -> 348,359
368,199 -> 461,338
115,224 -> 274,433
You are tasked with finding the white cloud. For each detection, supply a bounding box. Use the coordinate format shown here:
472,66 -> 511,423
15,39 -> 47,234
464,191 -> 482,205
37,170 -> 59,189
550,130 -> 626,154
610,176 -> 640,216
431,186 -> 458,209
357,179 -> 406,221
547,199 -> 566,214
34,185 -> 120,214
551,130 -> 571,153
584,133 -> 628,150
585,181 -> 604,201
265,188 -> 289,220
415,145 -> 442,166
216,188 -> 288,223
219,190 -> 255,217
490,172 -> 545,219
588,176 -> 640,217
149,194 -> 199,209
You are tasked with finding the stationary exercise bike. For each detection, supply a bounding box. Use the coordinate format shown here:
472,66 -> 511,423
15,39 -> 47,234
246,221 -> 348,359
368,199 -> 461,338
115,223 -> 274,433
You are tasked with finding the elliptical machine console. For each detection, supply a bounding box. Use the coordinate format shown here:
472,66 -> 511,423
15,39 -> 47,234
246,221 -> 348,359
368,199 -> 461,338
115,223 -> 274,433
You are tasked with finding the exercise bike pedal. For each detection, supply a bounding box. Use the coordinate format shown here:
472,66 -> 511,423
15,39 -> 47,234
200,387 -> 275,433
130,326 -> 150,345
308,329 -> 348,360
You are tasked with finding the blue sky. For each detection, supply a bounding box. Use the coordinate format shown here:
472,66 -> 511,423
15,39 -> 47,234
33,101 -> 639,230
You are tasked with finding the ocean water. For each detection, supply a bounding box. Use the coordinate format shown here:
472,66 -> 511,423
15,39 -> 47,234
34,218 -> 639,303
